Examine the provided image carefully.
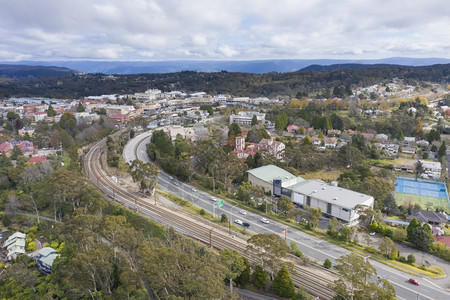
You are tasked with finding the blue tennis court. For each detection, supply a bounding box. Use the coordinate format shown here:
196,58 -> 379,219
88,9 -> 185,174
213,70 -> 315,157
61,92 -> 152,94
396,178 -> 448,200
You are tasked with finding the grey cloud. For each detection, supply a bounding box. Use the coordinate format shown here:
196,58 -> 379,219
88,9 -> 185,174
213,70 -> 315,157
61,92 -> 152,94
0,0 -> 448,61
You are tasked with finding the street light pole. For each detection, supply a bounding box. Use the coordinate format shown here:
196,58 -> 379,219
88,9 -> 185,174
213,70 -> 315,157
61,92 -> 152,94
230,204 -> 239,227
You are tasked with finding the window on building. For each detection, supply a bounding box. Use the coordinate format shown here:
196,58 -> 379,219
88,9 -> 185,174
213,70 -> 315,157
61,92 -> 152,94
306,196 -> 311,206
327,203 -> 332,214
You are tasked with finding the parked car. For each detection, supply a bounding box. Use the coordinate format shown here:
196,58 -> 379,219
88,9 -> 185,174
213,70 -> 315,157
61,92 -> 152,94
260,218 -> 270,224
243,222 -> 250,228
239,210 -> 247,215
369,232 -> 376,236
234,219 -> 243,225
409,278 -> 419,286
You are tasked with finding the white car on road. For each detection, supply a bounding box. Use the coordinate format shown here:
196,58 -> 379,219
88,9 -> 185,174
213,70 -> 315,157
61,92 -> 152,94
210,196 -> 217,202
239,210 -> 247,215
191,188 -> 197,192
260,218 -> 270,224
234,219 -> 243,225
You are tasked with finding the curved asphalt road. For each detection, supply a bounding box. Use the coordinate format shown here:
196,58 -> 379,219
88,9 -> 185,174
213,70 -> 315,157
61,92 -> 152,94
123,131 -> 450,300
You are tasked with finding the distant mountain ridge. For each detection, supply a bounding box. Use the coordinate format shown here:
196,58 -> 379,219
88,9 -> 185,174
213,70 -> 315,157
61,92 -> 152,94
298,63 -> 399,72
0,64 -> 82,78
1,57 -> 449,75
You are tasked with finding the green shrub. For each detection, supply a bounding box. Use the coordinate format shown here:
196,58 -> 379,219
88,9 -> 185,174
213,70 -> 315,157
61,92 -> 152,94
272,265 -> 295,298
220,214 -> 228,223
398,256 -> 406,263
27,241 -> 37,252
292,288 -> 310,300
365,246 -> 378,254
199,209 -> 206,216
252,265 -> 269,289
407,253 -> 416,264
323,258 -> 332,269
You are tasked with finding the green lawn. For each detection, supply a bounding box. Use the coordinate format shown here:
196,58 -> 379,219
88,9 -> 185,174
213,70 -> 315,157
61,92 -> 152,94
395,192 -> 449,209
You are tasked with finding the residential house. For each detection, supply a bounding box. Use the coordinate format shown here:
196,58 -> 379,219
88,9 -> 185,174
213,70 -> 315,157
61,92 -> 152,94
108,114 -> 130,124
0,141 -> 11,155
324,138 -> 338,148
311,137 -> 321,146
259,138 -> 285,160
406,210 -> 447,227
404,137 -> 416,144
373,143 -> 386,152
416,140 -> 429,148
27,156 -> 47,164
233,137 -> 285,160
35,247 -> 59,275
2,232 -> 26,260
386,144 -> 399,155
286,125 -> 300,133
402,146 -> 416,155
18,127 -> 35,137
375,134 -> 388,142
394,163 -> 415,173
33,111 -> 47,122
419,160 -> 441,178
327,129 -> 341,137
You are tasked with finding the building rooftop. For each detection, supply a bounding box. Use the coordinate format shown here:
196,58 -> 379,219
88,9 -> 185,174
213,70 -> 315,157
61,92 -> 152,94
247,165 -> 303,185
292,180 -> 373,209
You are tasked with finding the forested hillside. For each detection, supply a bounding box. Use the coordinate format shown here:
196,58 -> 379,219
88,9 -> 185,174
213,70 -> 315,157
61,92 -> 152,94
0,64 -> 448,99
0,65 -> 81,79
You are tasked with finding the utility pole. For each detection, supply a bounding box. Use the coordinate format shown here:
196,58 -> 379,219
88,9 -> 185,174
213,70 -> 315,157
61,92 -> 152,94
209,229 -> 213,248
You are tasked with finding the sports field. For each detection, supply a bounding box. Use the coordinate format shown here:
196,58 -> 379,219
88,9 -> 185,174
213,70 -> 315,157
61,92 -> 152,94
395,178 -> 450,209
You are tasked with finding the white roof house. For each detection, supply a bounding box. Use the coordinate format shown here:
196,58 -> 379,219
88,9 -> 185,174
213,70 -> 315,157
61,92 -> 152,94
292,180 -> 374,224
2,232 -> 26,260
419,160 -> 441,178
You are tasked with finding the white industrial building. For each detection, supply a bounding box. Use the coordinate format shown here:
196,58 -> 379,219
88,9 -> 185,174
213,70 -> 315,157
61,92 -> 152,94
291,180 -> 374,224
247,165 -> 374,224
229,111 -> 265,125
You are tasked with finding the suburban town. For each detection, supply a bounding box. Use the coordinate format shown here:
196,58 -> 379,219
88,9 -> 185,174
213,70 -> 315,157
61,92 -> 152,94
1,1 -> 450,299
1,75 -> 450,299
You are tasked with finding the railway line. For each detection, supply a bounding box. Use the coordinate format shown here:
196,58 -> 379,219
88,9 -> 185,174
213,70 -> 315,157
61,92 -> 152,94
83,137 -> 337,299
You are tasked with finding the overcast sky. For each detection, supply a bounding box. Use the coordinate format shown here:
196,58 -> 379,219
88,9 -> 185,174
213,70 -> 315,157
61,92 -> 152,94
1,0 -> 449,61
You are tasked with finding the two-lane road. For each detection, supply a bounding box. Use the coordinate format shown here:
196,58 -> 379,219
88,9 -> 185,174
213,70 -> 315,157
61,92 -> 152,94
124,131 -> 450,300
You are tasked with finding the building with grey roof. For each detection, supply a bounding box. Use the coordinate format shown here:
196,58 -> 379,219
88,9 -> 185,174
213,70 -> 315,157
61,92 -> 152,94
35,247 -> 59,275
291,180 -> 374,223
247,165 -> 305,196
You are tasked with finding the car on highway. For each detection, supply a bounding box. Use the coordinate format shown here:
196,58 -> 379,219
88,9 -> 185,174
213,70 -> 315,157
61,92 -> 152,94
260,218 -> 270,224
409,278 -> 419,286
169,176 -> 174,180
191,187 -> 197,192
173,181 -> 179,186
243,222 -> 250,228
234,219 -> 243,225
239,210 -> 247,215
369,232 -> 376,236
210,196 -> 217,202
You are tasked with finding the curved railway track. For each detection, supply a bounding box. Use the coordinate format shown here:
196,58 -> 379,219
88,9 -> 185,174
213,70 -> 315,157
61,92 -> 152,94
83,137 -> 336,299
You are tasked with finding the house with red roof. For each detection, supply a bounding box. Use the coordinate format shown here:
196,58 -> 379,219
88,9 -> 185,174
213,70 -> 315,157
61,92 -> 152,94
27,156 -> 47,164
